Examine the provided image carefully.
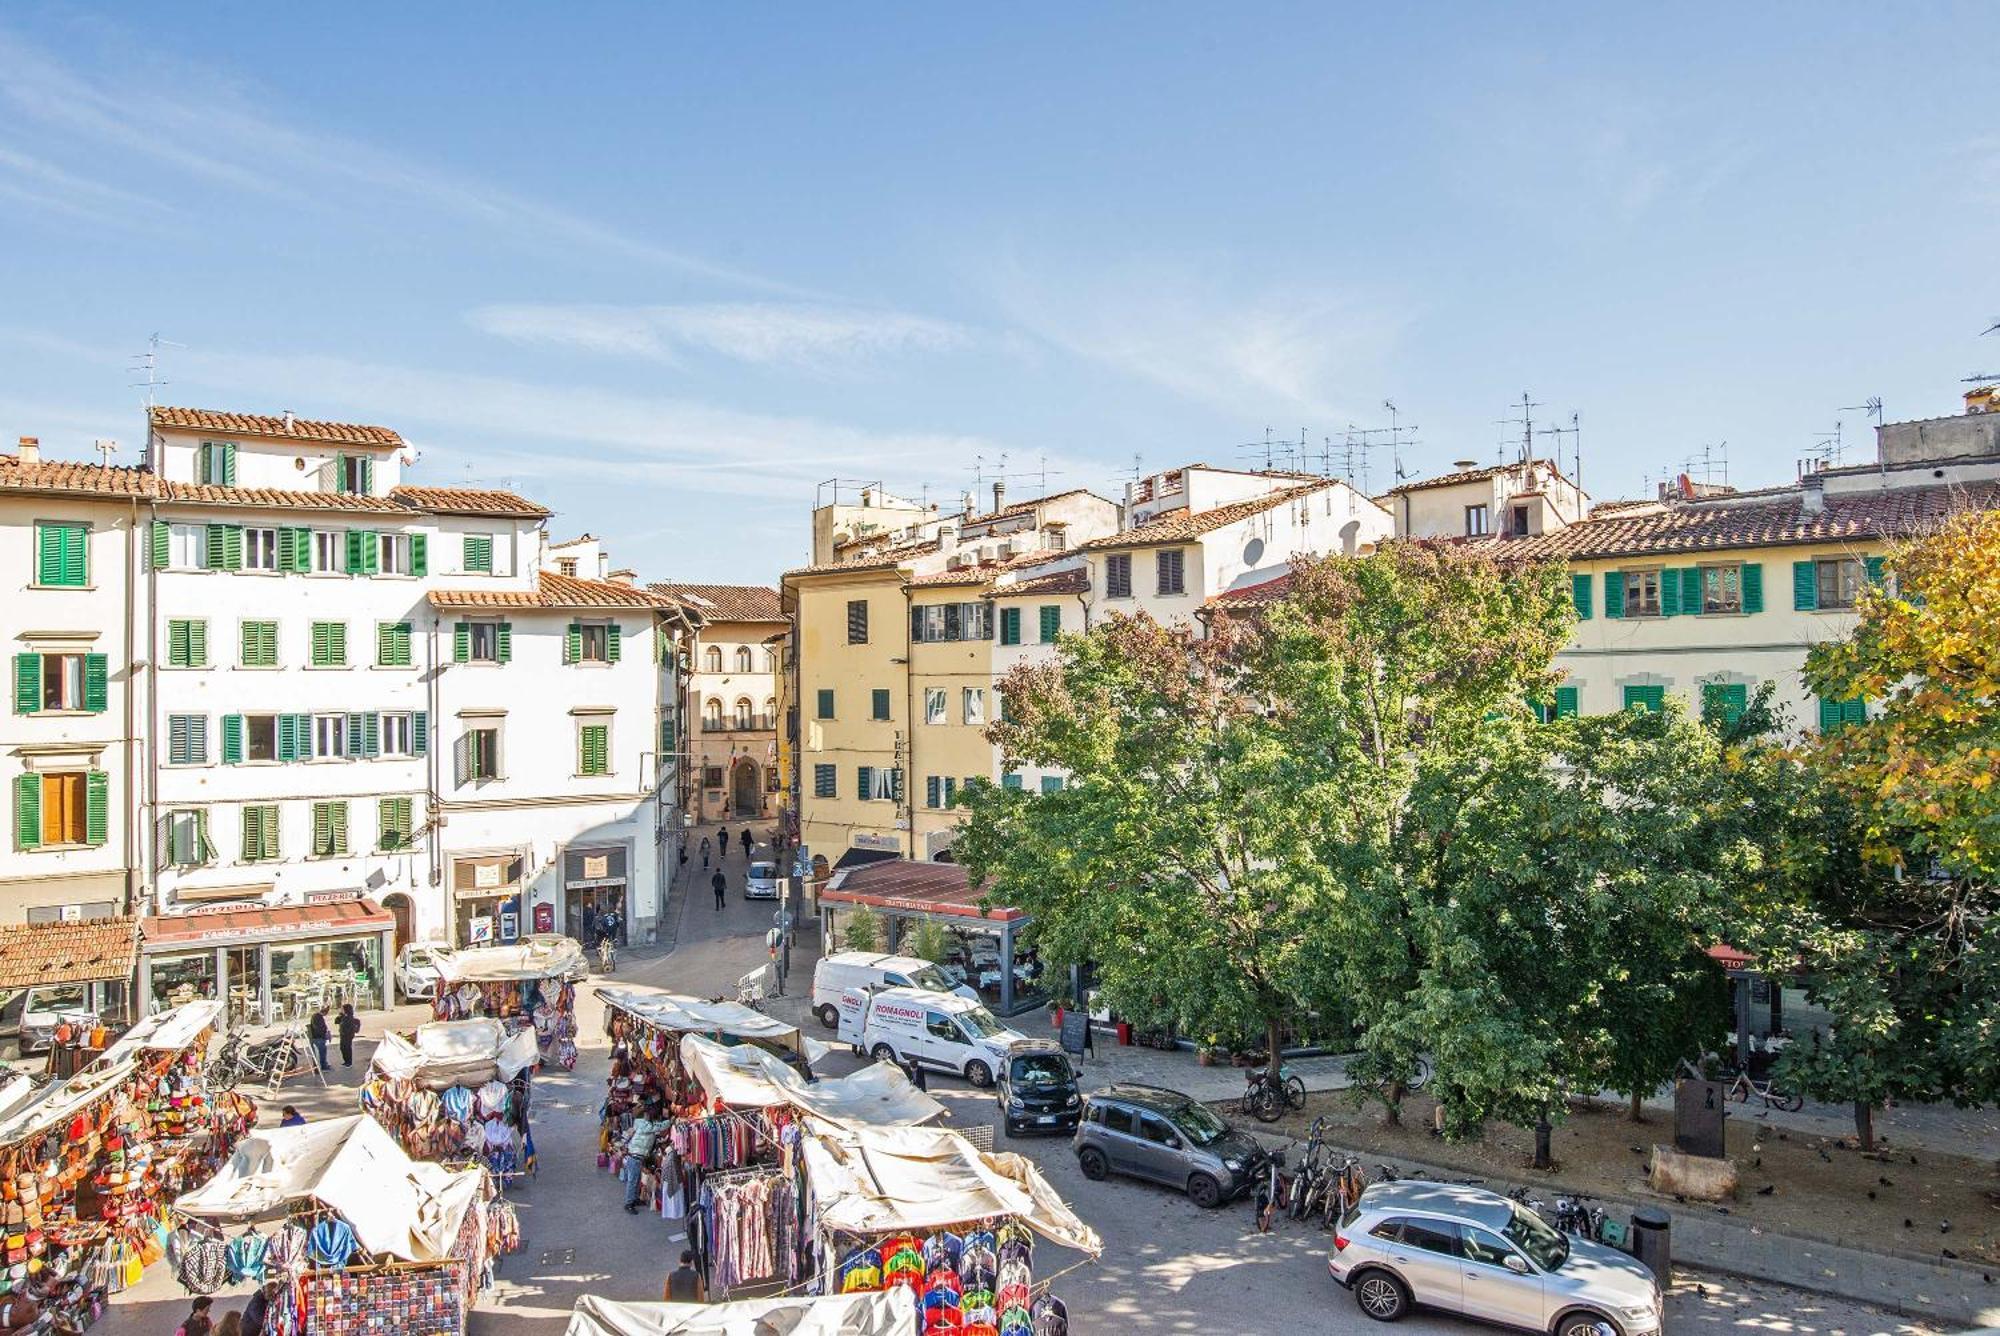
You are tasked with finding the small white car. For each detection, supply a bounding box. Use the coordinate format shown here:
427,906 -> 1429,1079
394,944 -> 442,1002
744,860 -> 780,901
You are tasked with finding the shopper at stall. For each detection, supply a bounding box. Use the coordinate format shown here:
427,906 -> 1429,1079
621,1106 -> 666,1212
308,1007 -> 332,1071
241,1281 -> 280,1336
214,1310 -> 242,1336
712,870 -> 727,911
664,1249 -> 704,1303
336,1003 -> 362,1068
279,1105 -> 305,1127
175,1296 -> 214,1336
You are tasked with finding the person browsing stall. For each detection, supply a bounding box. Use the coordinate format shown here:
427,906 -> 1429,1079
621,1106 -> 667,1213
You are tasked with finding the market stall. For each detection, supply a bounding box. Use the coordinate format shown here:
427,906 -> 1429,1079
172,1114 -> 517,1336
566,1289 -> 915,1336
429,936 -> 586,1071
361,1020 -> 542,1180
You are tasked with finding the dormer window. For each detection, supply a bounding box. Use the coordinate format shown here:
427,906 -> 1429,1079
336,455 -> 373,495
1464,504 -> 1490,537
1509,504 -> 1530,537
558,558 -> 578,577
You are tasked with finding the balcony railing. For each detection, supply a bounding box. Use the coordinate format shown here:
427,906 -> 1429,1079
702,714 -> 777,733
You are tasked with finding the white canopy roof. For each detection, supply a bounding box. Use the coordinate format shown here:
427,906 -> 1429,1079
99,999 -> 223,1066
599,986 -> 830,1063
0,1057 -> 135,1150
567,1291 -> 914,1336
431,934 -> 587,984
678,1035 -> 945,1128
173,1114 -> 482,1264
371,1018 -> 542,1090
800,1121 -> 1101,1256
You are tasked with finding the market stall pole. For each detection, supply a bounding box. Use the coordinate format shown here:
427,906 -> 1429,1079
428,936 -> 587,1072
361,1019 -> 541,1183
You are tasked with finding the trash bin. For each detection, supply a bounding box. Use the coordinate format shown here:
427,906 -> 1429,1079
1630,1207 -> 1671,1284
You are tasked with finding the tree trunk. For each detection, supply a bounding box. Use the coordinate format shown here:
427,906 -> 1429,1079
1628,1089 -> 1645,1123
1381,1081 -> 1404,1128
1853,1100 -> 1876,1151
1533,1115 -> 1554,1170
1266,1019 -> 1284,1087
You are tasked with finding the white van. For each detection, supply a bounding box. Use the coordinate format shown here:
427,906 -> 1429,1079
811,951 -> 977,1029
840,986 -> 1026,1088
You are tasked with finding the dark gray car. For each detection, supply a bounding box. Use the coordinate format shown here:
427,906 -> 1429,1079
1072,1083 -> 1265,1208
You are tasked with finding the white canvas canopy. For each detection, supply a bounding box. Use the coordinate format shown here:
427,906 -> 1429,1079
599,987 -> 831,1064
800,1121 -> 1101,1256
431,934 -> 587,985
174,1114 -> 482,1264
0,1056 -> 135,1149
567,1290 -> 913,1336
98,999 -> 223,1067
371,1019 -> 541,1089
678,1035 -> 945,1128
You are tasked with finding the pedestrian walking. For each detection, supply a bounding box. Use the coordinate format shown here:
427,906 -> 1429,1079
901,1056 -> 928,1091
664,1249 -> 704,1303
712,870 -> 727,911
740,828 -> 752,858
700,837 -> 711,869
241,1281 -> 280,1336
717,826 -> 730,858
215,1311 -> 243,1336
307,1007 -> 331,1071
176,1297 -> 213,1336
336,1003 -> 361,1068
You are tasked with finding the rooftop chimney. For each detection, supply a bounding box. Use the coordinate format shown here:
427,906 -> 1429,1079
1452,458 -> 1479,470
991,480 -> 1006,514
1800,470 -> 1826,515
282,411 -> 295,432
15,436 -> 39,465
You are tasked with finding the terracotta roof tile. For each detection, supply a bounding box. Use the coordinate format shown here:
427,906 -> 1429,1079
649,583 -> 785,622
957,487 -> 1104,528
906,549 -> 1080,590
149,406 -> 403,448
0,918 -> 140,990
991,566 -> 1090,598
0,456 -> 158,499
390,485 -> 551,518
1204,573 -> 1294,611
1078,482 -> 1334,551
163,480 -> 407,512
429,570 -> 675,611
784,538 -> 940,579
1386,457 -> 1572,495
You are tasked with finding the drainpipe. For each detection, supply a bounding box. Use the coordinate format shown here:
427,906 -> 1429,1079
142,500 -> 161,918
902,585 -> 917,859
122,498 -> 138,917
426,614 -> 443,903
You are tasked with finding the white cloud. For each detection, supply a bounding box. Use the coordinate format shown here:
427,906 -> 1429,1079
468,301 -> 972,371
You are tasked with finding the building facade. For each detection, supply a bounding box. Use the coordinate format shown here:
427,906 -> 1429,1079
653,584 -> 786,827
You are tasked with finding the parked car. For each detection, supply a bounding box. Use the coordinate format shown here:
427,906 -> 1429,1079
1072,1083 -> 1266,1208
1329,1180 -> 1662,1334
394,943 -> 442,1002
0,982 -> 127,1060
837,986 -> 1024,1087
996,1039 -> 1081,1136
744,861 -> 780,901
812,951 -> 978,1029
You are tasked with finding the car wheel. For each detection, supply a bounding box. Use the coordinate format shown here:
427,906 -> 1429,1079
1353,1270 -> 1409,1322
816,1004 -> 840,1030
1077,1147 -> 1109,1181
1186,1173 -> 1223,1209
964,1059 -> 993,1088
870,1044 -> 898,1064
1554,1313 -> 1620,1336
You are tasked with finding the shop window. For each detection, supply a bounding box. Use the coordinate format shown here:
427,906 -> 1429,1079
311,800 -> 349,856
150,951 -> 217,1011
269,936 -> 383,1013
1105,553 -> 1132,600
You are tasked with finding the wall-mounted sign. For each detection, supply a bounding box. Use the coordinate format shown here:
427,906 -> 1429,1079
305,890 -> 362,905
469,916 -> 494,944
852,833 -> 902,852
583,855 -> 608,880
474,863 -> 501,889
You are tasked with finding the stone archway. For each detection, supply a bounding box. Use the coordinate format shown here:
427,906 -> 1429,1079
730,758 -> 760,818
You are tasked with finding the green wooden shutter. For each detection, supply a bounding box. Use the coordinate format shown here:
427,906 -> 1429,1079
1817,695 -> 1843,732
13,654 -> 38,715
277,713 -> 299,762
222,443 -> 237,485
409,533 -> 428,577
312,803 -> 331,855
1554,686 -> 1579,718
310,623 -> 328,667
1843,697 -> 1867,726
187,620 -> 207,667
1864,555 -> 1885,587
495,622 -> 512,663
224,525 -> 243,570
329,622 -> 345,665
286,527 -> 310,573
64,525 -> 86,586
1603,570 -> 1625,619
1702,682 -> 1748,726
222,714 -> 244,764
566,622 -> 581,664
346,712 -> 365,755
411,710 -> 429,756
361,531 -> 379,575
150,521 -> 170,570
36,525 -> 60,585
858,765 -> 874,799
14,774 -> 40,851
1793,561 -> 1818,611
464,535 -> 493,574
83,654 -> 107,713
167,620 -> 188,667
1659,569 -> 1681,618
363,713 -> 380,757
360,458 -> 374,494
1623,684 -> 1665,714
1741,562 -> 1763,614
84,772 -> 108,846
345,530 -> 365,574
926,775 -> 941,809
999,608 -> 1021,646
1681,567 -> 1703,615
1570,573 -> 1592,620
1039,605 -> 1061,642
872,688 -> 890,720
606,623 -> 621,663
205,524 -> 225,571
453,622 -> 471,663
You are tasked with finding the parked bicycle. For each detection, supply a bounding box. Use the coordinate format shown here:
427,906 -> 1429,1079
1723,1069 -> 1804,1112
1240,1064 -> 1306,1122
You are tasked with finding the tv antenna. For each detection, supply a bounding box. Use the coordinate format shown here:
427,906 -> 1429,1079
1538,412 -> 1582,497
128,333 -> 184,408
92,439 -> 120,468
1965,372 -> 2000,386
1681,441 -> 1730,489
1980,317 -> 2000,337
1495,393 -> 1542,464
1841,396 -> 1884,427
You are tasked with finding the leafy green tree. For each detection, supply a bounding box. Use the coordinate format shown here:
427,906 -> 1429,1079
906,918 -> 952,965
840,905 -> 881,953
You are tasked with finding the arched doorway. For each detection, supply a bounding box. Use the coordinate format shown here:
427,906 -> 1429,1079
730,758 -> 760,818
381,892 -> 414,955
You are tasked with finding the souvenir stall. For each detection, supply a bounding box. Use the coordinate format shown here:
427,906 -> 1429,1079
0,1001 -> 248,1333
171,1114 -> 517,1336
428,937 -> 587,1072
360,1020 -> 543,1183
800,1121 -> 1099,1336
566,1289 -> 915,1336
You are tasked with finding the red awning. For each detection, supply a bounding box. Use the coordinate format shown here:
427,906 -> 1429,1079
142,897 -> 396,948
1707,942 -> 1754,969
821,858 -> 1024,923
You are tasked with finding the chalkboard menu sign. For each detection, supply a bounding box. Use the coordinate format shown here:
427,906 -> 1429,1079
1059,1010 -> 1090,1055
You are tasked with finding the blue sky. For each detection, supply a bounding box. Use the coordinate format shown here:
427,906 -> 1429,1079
2,5 -> 1995,582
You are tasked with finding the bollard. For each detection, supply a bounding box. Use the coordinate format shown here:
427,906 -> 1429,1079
1629,1206 -> 1672,1284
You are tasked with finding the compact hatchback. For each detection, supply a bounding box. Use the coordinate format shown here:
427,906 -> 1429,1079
996,1040 -> 1082,1136
1072,1084 -> 1266,1208
744,861 -> 780,900
1330,1180 -> 1662,1335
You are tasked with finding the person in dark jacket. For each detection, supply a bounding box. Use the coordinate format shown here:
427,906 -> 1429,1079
717,826 -> 730,858
712,870 -> 727,911
278,1106 -> 305,1127
335,1004 -> 361,1067
740,828 -> 753,858
307,1008 -> 330,1071
241,1280 -> 280,1336
664,1249 -> 704,1302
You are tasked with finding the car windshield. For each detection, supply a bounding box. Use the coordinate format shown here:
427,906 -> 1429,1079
1503,1202 -> 1570,1271
406,949 -> 434,968
1169,1100 -> 1230,1147
957,1006 -> 1007,1039
906,964 -> 959,993
751,863 -> 775,878
1010,1053 -> 1071,1088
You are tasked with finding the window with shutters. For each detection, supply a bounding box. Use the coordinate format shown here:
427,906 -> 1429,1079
1105,553 -> 1132,599
1622,684 -> 1666,714
37,772 -> 87,846
376,621 -> 413,668
377,533 -> 409,575
1818,695 -> 1868,733
166,619 -> 208,668
378,797 -> 415,851
312,530 -> 343,573
1464,504 -> 1489,537
911,602 -> 993,643
164,809 -> 210,867
1045,524 -> 1067,551
815,689 -> 835,720
243,714 -> 280,762
1814,558 -> 1864,610
1002,772 -> 1023,791
33,522 -> 88,588
14,771 -> 106,851
311,714 -> 349,760
577,722 -> 611,777
466,726 -> 501,782
166,714 -> 208,766
999,607 -> 1021,646
244,527 -> 278,572
871,688 -> 892,721
1700,564 -> 1744,615
464,621 -> 501,663
310,801 -> 349,856
309,621 -> 348,667
924,688 -> 948,726
1702,682 -> 1750,727
1156,549 -> 1186,596
813,764 -> 836,799
576,622 -> 611,664
462,534 -> 495,574
1039,605 -> 1061,643
17,652 -> 91,712
240,620 -> 279,668
337,456 -> 371,495
962,688 -> 986,726
846,599 -> 869,644
197,441 -> 236,485
865,768 -> 899,802
1040,775 -> 1064,794
167,523 -> 205,570
379,713 -> 414,757
240,804 -> 280,862
1621,569 -> 1662,618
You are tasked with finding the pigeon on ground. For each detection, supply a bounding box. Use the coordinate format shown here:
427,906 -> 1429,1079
1879,1176 -> 1893,1186
1756,1185 -> 1775,1196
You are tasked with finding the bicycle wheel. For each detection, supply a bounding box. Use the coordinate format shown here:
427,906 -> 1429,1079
1723,1078 -> 1749,1103
1769,1088 -> 1804,1113
1284,1075 -> 1306,1108
1408,1057 -> 1432,1091
1251,1085 -> 1285,1123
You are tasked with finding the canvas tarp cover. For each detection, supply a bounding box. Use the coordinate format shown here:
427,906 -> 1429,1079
567,1290 -> 913,1336
98,999 -> 223,1066
431,934 -> 587,984
599,987 -> 824,1062
173,1113 -> 481,1263
0,1057 -> 136,1149
371,1019 -> 541,1089
799,1121 -> 1101,1256
678,1035 -> 945,1128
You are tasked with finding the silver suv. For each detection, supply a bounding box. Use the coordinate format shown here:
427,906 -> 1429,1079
1331,1181 -> 1661,1335
1072,1084 -> 1267,1208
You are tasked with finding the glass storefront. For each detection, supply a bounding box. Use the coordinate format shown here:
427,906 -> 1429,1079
141,902 -> 395,1021
268,937 -> 384,1019
149,950 -> 220,1012
863,912 -> 1044,1016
